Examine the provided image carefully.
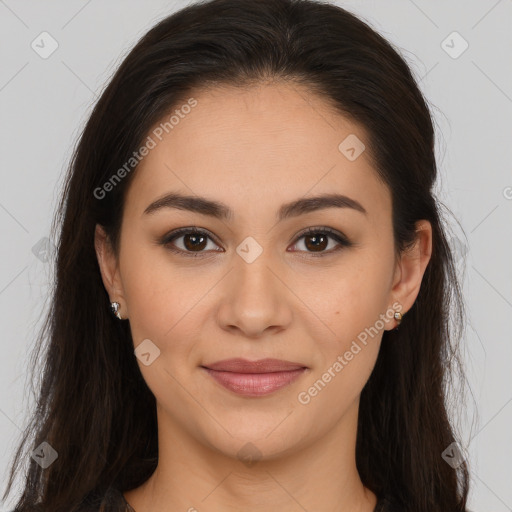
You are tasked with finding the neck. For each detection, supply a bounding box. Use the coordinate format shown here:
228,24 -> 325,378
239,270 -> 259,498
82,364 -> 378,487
124,399 -> 378,512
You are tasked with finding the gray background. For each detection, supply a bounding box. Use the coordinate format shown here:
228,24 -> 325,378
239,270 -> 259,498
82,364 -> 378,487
1,1 -> 511,510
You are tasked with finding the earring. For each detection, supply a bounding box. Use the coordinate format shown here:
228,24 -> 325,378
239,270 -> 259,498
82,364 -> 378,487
394,311 -> 403,329
110,301 -> 122,320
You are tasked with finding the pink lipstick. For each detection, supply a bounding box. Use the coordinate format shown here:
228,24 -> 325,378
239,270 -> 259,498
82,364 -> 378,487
201,358 -> 307,397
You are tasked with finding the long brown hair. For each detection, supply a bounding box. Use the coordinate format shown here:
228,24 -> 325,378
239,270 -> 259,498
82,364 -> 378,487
3,0 -> 471,510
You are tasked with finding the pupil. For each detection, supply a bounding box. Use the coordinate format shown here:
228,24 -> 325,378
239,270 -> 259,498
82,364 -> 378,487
184,234 -> 207,251
306,234 -> 327,251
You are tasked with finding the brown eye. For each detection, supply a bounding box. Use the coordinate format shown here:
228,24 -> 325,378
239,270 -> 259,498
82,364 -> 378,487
182,232 -> 208,251
160,226 -> 352,258
161,228 -> 222,257
288,227 -> 352,256
303,232 -> 329,252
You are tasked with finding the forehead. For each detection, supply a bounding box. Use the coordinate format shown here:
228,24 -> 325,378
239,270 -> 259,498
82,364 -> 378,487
125,81 -> 390,224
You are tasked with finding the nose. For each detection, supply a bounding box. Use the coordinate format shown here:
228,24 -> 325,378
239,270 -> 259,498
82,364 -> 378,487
215,251 -> 293,339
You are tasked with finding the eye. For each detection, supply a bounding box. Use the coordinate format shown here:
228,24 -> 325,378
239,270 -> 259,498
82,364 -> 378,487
288,227 -> 353,257
160,226 -> 352,258
161,227 -> 222,257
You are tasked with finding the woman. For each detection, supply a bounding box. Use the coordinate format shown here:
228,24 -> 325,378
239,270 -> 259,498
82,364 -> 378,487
3,0 -> 470,510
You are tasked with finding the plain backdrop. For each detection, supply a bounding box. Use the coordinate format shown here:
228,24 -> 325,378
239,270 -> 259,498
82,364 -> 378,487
1,1 -> 511,511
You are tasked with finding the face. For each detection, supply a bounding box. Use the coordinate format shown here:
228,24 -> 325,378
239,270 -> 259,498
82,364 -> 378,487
96,81 -> 420,461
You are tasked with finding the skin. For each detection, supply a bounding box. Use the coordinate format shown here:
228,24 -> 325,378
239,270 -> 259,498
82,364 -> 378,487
95,80 -> 432,512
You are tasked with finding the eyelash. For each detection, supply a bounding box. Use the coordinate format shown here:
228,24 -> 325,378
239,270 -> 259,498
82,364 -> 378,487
159,226 -> 353,258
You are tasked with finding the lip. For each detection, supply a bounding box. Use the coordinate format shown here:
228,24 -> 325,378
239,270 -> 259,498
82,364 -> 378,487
203,358 -> 307,373
201,358 -> 308,397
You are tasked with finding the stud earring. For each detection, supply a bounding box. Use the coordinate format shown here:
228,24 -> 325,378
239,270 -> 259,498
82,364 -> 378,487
394,311 -> 403,329
110,301 -> 122,320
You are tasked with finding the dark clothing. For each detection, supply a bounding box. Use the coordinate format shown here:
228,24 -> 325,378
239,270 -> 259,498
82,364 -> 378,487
116,487 -> 397,511
7,488 -> 397,511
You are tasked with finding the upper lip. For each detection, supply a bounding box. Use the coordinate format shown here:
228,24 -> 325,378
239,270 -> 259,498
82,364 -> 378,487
202,358 -> 307,373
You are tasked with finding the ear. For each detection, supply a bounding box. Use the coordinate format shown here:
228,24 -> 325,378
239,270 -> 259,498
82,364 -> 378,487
386,220 -> 433,330
94,224 -> 128,319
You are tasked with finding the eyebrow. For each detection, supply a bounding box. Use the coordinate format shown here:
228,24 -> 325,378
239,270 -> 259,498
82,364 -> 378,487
143,191 -> 367,221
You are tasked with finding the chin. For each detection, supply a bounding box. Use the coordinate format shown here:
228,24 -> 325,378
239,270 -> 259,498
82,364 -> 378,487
199,419 -> 312,464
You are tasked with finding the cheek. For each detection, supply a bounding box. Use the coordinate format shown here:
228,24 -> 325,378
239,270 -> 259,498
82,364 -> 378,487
119,243 -> 209,399
119,238 -> 225,371
326,253 -> 392,336
118,238 -> 195,344
297,265 -> 388,418
309,248 -> 394,379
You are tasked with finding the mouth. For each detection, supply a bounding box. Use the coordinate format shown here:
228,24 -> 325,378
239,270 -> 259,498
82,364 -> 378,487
201,358 -> 308,397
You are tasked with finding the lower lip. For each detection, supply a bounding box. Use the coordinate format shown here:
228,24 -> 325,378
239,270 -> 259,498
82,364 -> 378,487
203,368 -> 307,397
